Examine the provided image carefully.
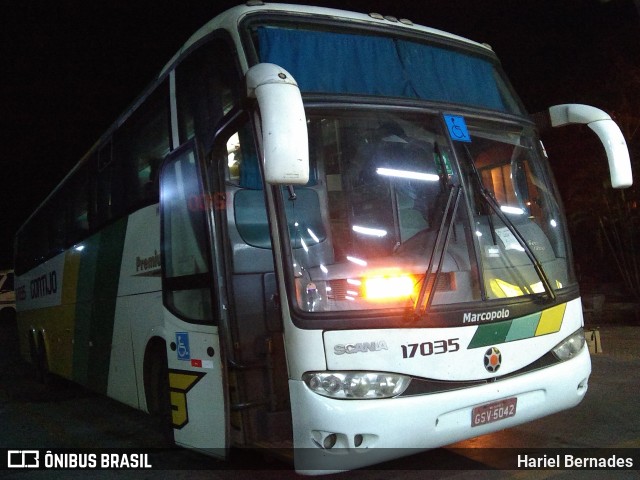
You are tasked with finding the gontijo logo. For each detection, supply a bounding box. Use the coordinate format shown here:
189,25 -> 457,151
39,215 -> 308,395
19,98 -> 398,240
463,308 -> 510,324
30,271 -> 57,299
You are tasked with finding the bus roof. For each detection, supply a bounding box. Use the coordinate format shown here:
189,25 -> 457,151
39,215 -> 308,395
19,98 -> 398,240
161,2 -> 492,77
17,2 -> 494,235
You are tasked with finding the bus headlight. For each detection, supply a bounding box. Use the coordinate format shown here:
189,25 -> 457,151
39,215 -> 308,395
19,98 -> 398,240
363,275 -> 416,300
303,372 -> 411,399
552,328 -> 586,361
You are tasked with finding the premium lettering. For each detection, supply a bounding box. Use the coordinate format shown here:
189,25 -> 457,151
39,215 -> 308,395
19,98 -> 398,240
136,250 -> 161,272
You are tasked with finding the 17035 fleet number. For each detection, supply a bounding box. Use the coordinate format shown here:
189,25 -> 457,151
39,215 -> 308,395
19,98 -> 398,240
400,338 -> 460,359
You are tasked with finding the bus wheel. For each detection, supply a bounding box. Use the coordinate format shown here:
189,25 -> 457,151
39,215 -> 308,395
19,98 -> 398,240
144,341 -> 174,445
28,333 -> 39,380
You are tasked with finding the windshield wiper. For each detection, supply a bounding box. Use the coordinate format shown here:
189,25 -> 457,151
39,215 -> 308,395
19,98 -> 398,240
413,184 -> 461,318
481,190 -> 556,301
464,146 -> 556,302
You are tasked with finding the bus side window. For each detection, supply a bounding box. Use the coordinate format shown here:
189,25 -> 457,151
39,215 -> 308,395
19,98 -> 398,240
226,125 -> 271,249
161,143 -> 214,323
112,81 -> 170,215
220,122 -> 277,274
65,164 -> 90,245
96,141 -> 114,226
176,36 -> 240,148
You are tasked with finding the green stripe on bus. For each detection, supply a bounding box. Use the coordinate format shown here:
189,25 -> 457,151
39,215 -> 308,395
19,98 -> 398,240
72,217 -> 128,393
468,303 -> 567,349
468,320 -> 512,349
73,234 -> 99,386
505,312 -> 541,341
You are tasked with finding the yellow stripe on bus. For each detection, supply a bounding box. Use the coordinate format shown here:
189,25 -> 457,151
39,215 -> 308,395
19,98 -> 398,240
535,303 -> 567,336
62,250 -> 82,306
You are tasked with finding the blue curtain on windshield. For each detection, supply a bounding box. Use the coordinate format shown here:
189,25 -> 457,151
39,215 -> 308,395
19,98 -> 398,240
395,40 -> 505,110
258,27 -> 508,112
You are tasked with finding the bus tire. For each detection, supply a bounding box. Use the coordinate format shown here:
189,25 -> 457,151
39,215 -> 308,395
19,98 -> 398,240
28,332 -> 39,379
144,340 -> 174,445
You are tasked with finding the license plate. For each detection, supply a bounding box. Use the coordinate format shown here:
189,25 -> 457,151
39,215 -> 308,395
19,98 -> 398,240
471,397 -> 517,427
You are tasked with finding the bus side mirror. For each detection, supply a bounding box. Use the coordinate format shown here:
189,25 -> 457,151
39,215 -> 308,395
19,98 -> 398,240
246,63 -> 309,185
547,104 -> 633,189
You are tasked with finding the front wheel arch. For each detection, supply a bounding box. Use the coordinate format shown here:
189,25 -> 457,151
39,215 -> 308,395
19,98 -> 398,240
143,337 -> 174,444
143,337 -> 169,414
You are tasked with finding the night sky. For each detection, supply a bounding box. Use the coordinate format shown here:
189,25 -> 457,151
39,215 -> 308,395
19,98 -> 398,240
2,0 -> 639,270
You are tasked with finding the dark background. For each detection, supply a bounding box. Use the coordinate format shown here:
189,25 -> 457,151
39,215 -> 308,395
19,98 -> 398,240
2,0 -> 639,288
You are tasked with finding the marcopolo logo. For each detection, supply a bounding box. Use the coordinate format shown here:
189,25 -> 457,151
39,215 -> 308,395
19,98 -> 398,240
484,347 -> 502,373
463,308 -> 510,324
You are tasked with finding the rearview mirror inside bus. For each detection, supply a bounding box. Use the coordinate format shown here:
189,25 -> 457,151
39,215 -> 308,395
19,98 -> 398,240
246,63 -> 310,185
545,103 -> 632,189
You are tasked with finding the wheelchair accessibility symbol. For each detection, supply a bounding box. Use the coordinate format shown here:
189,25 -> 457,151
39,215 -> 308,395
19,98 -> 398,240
176,332 -> 191,361
444,114 -> 471,143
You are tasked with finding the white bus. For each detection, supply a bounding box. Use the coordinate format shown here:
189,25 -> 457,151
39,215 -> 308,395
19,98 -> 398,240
14,2 -> 632,473
0,269 -> 15,323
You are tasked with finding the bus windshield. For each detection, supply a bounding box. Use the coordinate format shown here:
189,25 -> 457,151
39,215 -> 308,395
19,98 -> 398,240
456,119 -> 573,300
280,110 -> 575,314
252,23 -> 524,115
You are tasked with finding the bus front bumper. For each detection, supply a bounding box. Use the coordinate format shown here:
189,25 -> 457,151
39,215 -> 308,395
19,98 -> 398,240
290,346 -> 590,474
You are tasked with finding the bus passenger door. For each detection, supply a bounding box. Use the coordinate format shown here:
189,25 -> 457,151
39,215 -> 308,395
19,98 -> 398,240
160,140 -> 228,457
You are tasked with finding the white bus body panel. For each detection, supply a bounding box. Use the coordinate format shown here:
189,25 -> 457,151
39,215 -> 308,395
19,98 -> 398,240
109,205 -> 162,409
164,316 -> 227,455
291,346 -> 590,474
323,300 -> 583,380
291,298 -> 588,473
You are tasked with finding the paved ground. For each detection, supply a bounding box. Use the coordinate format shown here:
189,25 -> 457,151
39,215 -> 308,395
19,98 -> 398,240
0,321 -> 637,479
586,325 -> 638,360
